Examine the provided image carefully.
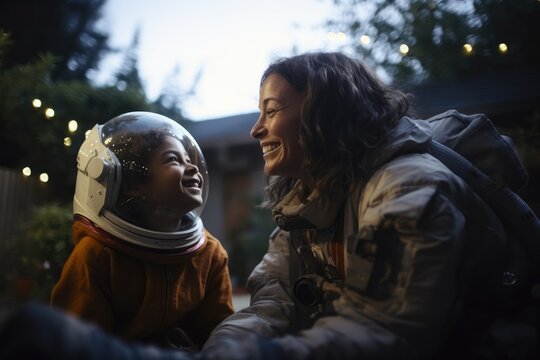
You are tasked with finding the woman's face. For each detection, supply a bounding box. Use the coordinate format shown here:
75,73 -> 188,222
142,136 -> 203,224
251,73 -> 307,180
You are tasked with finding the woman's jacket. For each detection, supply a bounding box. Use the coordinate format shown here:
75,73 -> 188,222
204,115 -> 513,359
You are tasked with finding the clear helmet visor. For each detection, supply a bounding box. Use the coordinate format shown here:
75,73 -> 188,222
100,112 -> 208,233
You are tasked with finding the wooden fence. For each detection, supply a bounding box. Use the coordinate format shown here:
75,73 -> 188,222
0,166 -> 49,244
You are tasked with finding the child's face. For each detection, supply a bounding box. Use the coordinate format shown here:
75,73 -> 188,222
142,135 -> 203,221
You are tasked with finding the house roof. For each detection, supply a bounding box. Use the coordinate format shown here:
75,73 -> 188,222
187,112 -> 258,149
408,69 -> 540,125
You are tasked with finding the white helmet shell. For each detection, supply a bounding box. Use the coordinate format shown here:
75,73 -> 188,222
73,112 -> 208,255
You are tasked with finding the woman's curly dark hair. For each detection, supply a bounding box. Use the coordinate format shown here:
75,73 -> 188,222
261,52 -> 411,206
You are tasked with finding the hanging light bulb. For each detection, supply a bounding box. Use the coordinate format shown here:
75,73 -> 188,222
45,108 -> 55,119
399,44 -> 409,55
327,31 -> 337,42
68,120 -> 78,133
32,99 -> 42,108
360,35 -> 371,46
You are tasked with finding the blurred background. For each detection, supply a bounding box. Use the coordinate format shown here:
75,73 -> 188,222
0,0 -> 539,315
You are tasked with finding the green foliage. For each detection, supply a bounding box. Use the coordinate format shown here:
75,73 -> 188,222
0,51 -> 151,198
327,0 -> 540,83
326,0 -> 540,211
151,65 -> 193,123
113,28 -> 145,96
1,203 -> 73,302
0,0 -> 110,81
27,81 -> 154,198
0,33 -> 57,167
0,33 -> 188,200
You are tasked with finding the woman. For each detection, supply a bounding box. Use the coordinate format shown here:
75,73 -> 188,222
201,52 -> 513,359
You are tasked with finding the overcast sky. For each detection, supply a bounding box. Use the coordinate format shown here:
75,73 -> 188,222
94,0 -> 344,121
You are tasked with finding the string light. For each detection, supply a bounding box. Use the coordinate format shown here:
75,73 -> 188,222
22,167 -> 31,176
399,44 -> 410,55
64,137 -> 72,147
320,32 -> 513,59
360,35 -> 371,45
44,108 -> 55,119
32,99 -> 42,108
68,120 -> 78,133
39,173 -> 49,183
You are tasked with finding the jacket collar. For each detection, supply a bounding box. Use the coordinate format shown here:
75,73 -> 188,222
73,215 -> 206,264
272,181 -> 345,230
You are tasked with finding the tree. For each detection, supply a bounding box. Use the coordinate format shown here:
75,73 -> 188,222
0,0 -> 194,199
0,33 -> 55,169
113,28 -> 145,95
1,203 -> 74,301
0,0 -> 110,81
151,65 -> 201,124
326,0 -> 540,84
325,0 -> 540,216
0,33 -> 152,200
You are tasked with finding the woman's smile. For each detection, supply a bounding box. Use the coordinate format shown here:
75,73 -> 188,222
262,142 -> 281,156
251,73 -> 307,180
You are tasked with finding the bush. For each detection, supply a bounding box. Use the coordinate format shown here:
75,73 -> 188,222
1,203 -> 73,302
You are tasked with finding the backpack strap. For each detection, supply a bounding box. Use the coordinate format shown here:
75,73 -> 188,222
427,140 -> 540,271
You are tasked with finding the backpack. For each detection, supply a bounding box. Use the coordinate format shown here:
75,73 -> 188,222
288,110 -> 539,357
423,110 -> 540,359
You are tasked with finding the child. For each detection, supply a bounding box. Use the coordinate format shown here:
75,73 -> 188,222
51,112 -> 234,350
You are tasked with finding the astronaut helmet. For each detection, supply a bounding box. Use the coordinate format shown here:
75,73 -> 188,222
73,111 -> 208,255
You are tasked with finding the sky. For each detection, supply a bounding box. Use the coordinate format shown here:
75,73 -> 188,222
94,0 -> 344,121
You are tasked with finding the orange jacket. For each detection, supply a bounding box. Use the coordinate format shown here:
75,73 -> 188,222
50,218 -> 234,348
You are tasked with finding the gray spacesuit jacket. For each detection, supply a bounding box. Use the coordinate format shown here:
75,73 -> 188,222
203,116 -> 509,360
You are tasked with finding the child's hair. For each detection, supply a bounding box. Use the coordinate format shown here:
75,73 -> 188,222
107,128 -> 175,224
